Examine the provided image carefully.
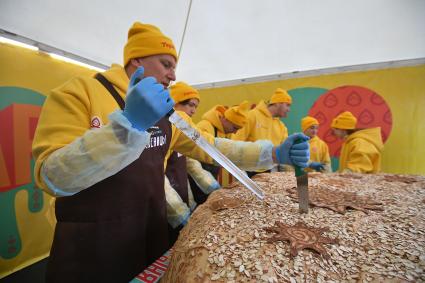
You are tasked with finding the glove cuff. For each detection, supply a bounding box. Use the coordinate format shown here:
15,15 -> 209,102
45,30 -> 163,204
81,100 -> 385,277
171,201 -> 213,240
275,146 -> 282,164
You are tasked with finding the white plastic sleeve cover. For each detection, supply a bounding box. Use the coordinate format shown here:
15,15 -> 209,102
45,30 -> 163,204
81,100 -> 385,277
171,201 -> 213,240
186,157 -> 220,194
41,110 -> 151,196
213,138 -> 274,171
324,163 -> 333,173
164,176 -> 191,228
187,181 -> 197,211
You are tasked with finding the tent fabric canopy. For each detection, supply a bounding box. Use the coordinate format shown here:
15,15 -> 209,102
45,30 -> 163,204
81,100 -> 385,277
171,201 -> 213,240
1,0 -> 424,85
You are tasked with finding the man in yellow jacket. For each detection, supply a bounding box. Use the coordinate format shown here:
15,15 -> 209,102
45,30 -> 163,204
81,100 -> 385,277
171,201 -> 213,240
301,116 -> 332,172
232,88 -> 291,176
32,22 -> 310,282
188,101 -> 251,204
232,88 -> 290,145
331,111 -> 383,173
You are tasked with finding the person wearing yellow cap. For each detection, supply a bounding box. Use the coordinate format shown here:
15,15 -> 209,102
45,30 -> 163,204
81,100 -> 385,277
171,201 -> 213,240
331,111 -> 384,173
164,81 -> 200,246
187,101 -> 251,204
233,88 -> 291,145
232,88 -> 291,176
165,81 -> 220,247
198,101 -> 251,138
32,21 -> 310,282
32,21 -> 179,282
301,116 -> 332,172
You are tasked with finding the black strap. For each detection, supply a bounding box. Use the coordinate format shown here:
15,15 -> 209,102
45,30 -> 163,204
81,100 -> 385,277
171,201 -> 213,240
95,73 -> 125,110
213,127 -> 218,137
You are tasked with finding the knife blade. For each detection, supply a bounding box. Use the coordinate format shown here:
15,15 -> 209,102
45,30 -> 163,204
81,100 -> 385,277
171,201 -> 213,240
294,139 -> 309,213
168,110 -> 265,200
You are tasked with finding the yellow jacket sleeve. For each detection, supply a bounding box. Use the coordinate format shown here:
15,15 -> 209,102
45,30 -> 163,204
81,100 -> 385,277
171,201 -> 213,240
186,157 -> 220,194
170,112 -> 275,172
169,111 -> 215,164
164,176 -> 191,228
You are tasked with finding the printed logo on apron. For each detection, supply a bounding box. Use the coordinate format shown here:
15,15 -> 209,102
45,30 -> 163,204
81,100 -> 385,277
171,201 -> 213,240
146,126 -> 167,149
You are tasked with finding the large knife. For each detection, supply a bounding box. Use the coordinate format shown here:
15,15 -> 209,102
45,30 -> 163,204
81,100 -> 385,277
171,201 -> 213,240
294,139 -> 309,213
168,110 -> 265,200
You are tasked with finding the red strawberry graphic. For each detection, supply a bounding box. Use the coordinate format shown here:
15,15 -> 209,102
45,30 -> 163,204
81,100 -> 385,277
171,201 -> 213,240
383,110 -> 392,124
346,91 -> 362,106
370,93 -> 385,105
314,111 -> 327,125
358,109 -> 374,125
323,92 -> 338,108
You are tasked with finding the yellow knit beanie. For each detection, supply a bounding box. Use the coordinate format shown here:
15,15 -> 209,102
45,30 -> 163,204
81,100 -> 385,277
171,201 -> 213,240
123,22 -> 177,66
170,82 -> 200,104
331,111 -> 357,129
224,101 -> 250,128
270,88 -> 292,104
301,116 -> 319,132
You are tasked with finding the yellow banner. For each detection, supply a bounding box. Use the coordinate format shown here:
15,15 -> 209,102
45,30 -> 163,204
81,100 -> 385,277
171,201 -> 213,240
196,65 -> 425,176
0,43 -> 95,278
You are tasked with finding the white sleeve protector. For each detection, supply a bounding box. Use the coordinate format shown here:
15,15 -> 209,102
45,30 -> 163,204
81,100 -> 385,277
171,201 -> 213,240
164,176 -> 191,228
186,157 -> 220,194
214,138 -> 274,171
41,111 -> 151,196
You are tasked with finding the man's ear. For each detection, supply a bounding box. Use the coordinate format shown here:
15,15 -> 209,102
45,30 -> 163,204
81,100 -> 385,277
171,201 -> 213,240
130,58 -> 141,67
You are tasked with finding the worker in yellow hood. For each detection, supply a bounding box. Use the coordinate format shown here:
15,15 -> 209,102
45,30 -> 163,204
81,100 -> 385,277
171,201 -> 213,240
301,116 -> 332,172
189,101 -> 251,204
197,101 -> 250,138
232,88 -> 290,145
331,111 -> 384,173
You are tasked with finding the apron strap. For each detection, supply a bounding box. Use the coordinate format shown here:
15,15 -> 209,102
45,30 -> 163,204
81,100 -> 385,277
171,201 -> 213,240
95,73 -> 125,110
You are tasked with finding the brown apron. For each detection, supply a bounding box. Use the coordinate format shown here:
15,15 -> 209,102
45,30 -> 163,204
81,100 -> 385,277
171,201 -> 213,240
46,74 -> 171,283
165,152 -> 189,204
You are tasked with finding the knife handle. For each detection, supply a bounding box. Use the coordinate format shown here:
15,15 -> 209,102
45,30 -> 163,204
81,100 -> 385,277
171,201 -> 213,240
293,138 -> 305,177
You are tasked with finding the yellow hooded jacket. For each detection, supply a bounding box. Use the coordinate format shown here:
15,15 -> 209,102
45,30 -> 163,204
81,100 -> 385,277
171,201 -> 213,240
196,106 -> 228,138
339,127 -> 383,173
306,136 -> 332,172
232,100 -> 288,145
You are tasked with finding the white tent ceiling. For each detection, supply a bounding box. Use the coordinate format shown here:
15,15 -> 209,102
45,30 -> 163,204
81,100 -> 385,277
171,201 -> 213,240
1,0 -> 425,85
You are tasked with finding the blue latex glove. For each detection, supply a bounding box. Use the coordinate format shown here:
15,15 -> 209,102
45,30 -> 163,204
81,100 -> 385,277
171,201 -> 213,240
123,66 -> 174,131
276,133 -> 310,168
309,162 -> 325,171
